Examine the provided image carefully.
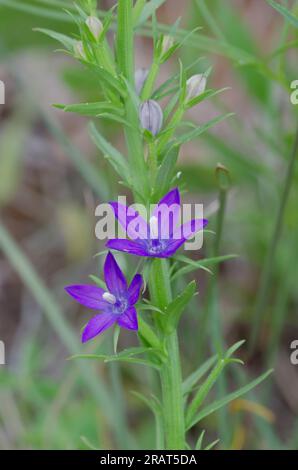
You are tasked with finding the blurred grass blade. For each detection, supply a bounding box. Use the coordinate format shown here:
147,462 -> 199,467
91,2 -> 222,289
266,0 -> 298,28
89,122 -> 131,183
42,112 -> 110,200
249,127 -> 298,351
0,0 -> 73,22
136,0 -> 167,26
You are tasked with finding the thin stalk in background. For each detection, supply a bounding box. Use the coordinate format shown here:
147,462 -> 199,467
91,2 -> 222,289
266,234 -> 298,363
204,164 -> 232,448
249,125 -> 298,352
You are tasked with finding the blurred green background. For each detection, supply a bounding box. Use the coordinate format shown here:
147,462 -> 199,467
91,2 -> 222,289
0,0 -> 297,450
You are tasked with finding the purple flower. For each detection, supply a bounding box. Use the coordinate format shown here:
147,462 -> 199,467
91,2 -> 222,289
106,188 -> 208,258
65,252 -> 142,343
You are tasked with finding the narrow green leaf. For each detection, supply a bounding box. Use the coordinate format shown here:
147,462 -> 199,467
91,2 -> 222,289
138,317 -> 164,352
225,340 -> 246,359
185,87 -> 230,110
131,391 -> 161,415
71,353 -> 161,370
87,63 -> 126,97
204,439 -> 220,450
187,369 -> 273,429
172,254 -> 237,280
186,339 -> 247,426
88,275 -> 106,289
195,430 -> 206,450
34,27 -> 75,50
182,355 -> 218,396
80,436 -> 100,451
56,102 -> 124,117
136,0 -> 167,26
176,113 -> 234,145
154,144 -> 180,199
164,280 -> 197,334
133,0 -> 147,24
186,358 -> 228,426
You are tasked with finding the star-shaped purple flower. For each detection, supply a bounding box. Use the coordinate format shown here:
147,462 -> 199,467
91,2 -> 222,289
106,188 -> 208,258
65,252 -> 142,343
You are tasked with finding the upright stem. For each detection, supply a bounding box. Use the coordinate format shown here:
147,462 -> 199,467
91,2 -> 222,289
149,259 -> 185,449
199,174 -> 230,447
117,0 -> 149,201
249,126 -> 298,352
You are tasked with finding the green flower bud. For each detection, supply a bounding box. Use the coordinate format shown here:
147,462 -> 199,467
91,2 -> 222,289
74,41 -> 86,60
85,16 -> 103,41
215,163 -> 231,191
185,74 -> 207,102
161,35 -> 174,56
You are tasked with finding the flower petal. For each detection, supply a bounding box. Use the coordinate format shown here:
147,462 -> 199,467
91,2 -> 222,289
162,218 -> 208,257
161,238 -> 186,257
153,187 -> 181,237
65,285 -> 108,310
82,312 -> 116,343
173,218 -> 208,240
104,252 -> 127,296
128,274 -> 143,305
109,202 -> 148,240
106,239 -> 149,257
117,306 -> 138,331
156,187 -> 180,208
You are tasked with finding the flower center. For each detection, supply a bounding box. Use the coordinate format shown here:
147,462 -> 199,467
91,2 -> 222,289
147,238 -> 167,254
113,297 -> 128,315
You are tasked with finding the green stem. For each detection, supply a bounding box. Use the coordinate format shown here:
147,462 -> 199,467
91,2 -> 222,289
249,125 -> 298,352
199,186 -> 227,357
117,0 -> 149,201
198,180 -> 230,447
149,259 -> 185,450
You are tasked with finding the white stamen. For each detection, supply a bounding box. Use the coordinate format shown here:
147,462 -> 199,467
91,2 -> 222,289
103,292 -> 117,304
149,216 -> 159,239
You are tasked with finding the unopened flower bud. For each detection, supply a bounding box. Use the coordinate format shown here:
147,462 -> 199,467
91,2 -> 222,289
139,100 -> 163,136
215,163 -> 231,191
74,41 -> 86,60
185,74 -> 207,102
161,35 -> 174,56
85,16 -> 103,40
135,68 -> 149,95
